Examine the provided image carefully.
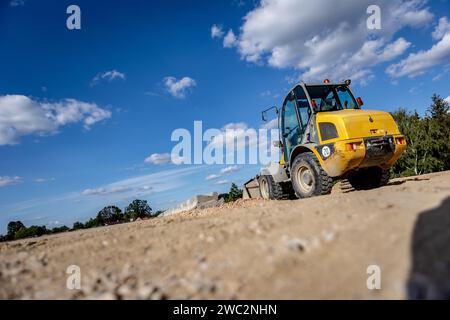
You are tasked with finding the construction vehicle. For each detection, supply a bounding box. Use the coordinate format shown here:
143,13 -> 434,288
243,79 -> 407,200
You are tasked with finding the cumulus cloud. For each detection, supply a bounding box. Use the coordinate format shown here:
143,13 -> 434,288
223,30 -> 237,48
445,96 -> 450,103
0,176 -> 22,187
144,153 -> 181,165
219,0 -> 433,82
432,17 -> 450,41
145,153 -> 171,164
386,19 -> 450,78
0,95 -> 111,145
91,70 -> 126,86
163,76 -> 197,99
211,24 -> 224,38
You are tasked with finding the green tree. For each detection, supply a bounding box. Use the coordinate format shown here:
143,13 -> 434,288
391,109 -> 430,176
225,183 -> 243,203
51,226 -> 69,233
124,199 -> 152,221
96,206 -> 123,225
14,225 -> 48,240
7,221 -> 25,238
391,94 -> 450,177
72,221 -> 85,230
84,217 -> 100,229
426,94 -> 450,171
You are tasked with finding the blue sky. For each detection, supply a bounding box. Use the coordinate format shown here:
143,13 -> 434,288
1,0 -> 449,233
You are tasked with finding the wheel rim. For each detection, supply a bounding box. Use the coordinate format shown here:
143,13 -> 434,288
295,165 -> 315,194
260,178 -> 270,199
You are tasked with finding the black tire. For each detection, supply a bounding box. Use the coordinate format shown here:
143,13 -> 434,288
258,175 -> 286,200
347,167 -> 390,190
290,152 -> 333,198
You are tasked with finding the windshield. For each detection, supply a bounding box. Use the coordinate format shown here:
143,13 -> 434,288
305,85 -> 358,111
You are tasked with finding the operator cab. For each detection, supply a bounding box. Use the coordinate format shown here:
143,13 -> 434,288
280,80 -> 363,162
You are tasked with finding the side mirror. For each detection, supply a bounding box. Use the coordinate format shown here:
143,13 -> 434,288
356,97 -> 364,108
262,111 -> 268,122
261,106 -> 279,122
273,140 -> 282,148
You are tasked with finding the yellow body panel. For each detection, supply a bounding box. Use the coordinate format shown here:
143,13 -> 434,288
307,109 -> 407,177
316,109 -> 400,143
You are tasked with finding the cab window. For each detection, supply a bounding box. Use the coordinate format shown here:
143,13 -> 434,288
282,95 -> 300,159
336,87 -> 358,109
294,86 -> 311,132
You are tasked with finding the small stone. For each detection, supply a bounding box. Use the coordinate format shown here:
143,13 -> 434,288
286,238 -> 307,252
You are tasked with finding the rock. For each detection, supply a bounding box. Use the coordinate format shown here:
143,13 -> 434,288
286,238 -> 307,252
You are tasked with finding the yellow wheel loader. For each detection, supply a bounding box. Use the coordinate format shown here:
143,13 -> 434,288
243,79 -> 407,200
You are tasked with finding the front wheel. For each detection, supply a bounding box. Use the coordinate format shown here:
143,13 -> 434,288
258,175 -> 285,200
291,152 -> 333,198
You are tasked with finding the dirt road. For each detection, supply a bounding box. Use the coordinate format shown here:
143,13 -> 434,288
1,171 -> 450,299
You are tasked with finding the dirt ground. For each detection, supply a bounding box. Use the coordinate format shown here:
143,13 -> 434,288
1,171 -> 450,300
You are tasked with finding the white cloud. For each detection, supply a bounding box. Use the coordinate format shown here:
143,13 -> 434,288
82,186 -> 132,196
206,166 -> 241,181
91,70 -> 126,86
163,76 -> 197,99
0,95 -> 111,145
207,122 -> 258,155
261,118 -> 279,130
144,153 -> 181,165
215,180 -> 229,185
9,0 -> 25,7
145,153 -> 171,164
386,25 -> 450,78
205,174 -> 220,181
221,0 -> 433,82
432,17 -> 450,41
79,166 -> 201,200
0,176 -> 22,187
220,165 -> 240,175
223,29 -> 237,48
445,96 -> 450,103
211,24 -> 224,38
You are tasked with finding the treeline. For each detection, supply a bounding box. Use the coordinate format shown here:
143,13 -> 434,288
391,94 -> 450,177
0,199 -> 162,242
0,184 -> 245,242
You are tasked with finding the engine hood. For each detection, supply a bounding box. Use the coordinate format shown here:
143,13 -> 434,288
316,109 -> 401,141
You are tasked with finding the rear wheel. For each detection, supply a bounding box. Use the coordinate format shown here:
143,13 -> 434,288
347,167 -> 390,190
291,152 -> 333,198
258,175 -> 285,200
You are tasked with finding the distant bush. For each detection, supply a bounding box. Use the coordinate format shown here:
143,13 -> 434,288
222,183 -> 243,203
